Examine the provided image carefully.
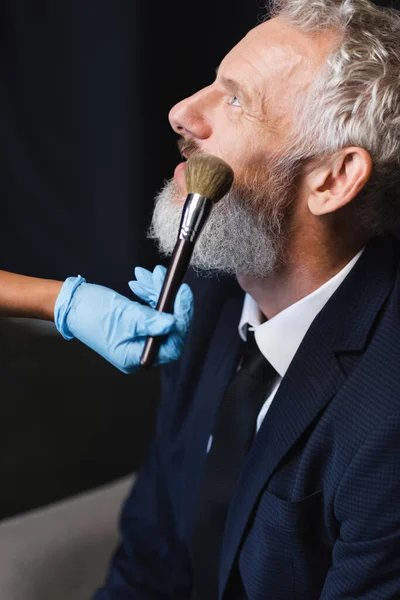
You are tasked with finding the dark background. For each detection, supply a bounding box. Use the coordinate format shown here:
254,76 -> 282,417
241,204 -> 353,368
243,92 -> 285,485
0,0 -> 261,291
0,0 -> 259,520
0,0 -> 397,519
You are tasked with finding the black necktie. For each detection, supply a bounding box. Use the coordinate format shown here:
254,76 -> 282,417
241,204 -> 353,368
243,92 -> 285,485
189,330 -> 277,600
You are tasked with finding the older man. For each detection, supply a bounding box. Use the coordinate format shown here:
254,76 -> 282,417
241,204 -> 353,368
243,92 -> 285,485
93,0 -> 400,598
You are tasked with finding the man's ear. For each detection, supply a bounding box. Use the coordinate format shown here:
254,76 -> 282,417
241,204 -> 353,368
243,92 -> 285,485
307,147 -> 373,216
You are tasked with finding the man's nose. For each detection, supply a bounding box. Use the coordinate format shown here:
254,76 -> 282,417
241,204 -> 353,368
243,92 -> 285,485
169,86 -> 214,140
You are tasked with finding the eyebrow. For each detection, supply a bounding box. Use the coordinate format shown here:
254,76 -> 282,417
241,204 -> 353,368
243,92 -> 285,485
215,67 -> 253,106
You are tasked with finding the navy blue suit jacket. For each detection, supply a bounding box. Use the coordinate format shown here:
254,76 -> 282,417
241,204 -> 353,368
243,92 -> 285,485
93,234 -> 400,599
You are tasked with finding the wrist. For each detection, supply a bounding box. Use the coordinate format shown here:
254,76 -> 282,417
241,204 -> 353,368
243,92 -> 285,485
54,276 -> 86,339
35,279 -> 64,321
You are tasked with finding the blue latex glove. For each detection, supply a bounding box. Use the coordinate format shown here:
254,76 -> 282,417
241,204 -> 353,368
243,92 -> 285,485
129,265 -> 193,361
54,266 -> 193,374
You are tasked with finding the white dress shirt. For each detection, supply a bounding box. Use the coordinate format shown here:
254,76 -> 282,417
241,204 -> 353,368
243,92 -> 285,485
237,249 -> 364,434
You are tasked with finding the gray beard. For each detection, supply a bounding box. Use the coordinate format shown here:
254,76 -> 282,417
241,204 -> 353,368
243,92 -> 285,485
149,169 -> 293,278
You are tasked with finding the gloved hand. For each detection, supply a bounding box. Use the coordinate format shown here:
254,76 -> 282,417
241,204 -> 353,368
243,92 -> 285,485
54,265 -> 193,373
129,265 -> 193,362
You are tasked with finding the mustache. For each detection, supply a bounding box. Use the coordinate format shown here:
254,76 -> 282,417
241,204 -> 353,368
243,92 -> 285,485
177,137 -> 201,159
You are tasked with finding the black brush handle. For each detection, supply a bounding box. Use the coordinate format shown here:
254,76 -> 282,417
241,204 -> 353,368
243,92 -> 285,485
140,238 -> 194,368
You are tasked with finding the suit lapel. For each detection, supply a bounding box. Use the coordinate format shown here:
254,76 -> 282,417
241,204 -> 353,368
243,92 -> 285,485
219,234 -> 399,597
219,336 -> 344,595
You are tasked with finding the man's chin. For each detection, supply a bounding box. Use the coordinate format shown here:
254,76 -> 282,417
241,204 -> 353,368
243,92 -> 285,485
165,178 -> 187,206
149,179 -> 185,255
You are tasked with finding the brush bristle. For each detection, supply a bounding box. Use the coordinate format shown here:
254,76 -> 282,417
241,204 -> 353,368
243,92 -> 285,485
184,154 -> 234,203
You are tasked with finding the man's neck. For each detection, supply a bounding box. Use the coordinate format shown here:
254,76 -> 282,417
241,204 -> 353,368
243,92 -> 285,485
237,242 -> 366,320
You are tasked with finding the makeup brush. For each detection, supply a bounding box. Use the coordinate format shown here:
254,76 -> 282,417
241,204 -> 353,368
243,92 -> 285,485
140,154 -> 234,368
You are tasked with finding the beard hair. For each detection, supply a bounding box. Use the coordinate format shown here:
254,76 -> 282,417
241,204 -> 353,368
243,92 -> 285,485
148,154 -> 301,278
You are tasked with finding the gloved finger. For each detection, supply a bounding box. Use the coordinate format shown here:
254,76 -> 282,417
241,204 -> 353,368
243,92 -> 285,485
134,266 -> 154,288
132,304 -> 176,337
173,283 -> 194,329
122,311 -> 177,373
157,334 -> 184,364
130,276 -> 192,324
122,333 -> 177,373
128,281 -> 158,308
130,265 -> 167,305
152,264 -> 167,292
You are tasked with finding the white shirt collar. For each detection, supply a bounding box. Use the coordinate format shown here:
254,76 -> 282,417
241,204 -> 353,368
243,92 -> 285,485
238,249 -> 364,378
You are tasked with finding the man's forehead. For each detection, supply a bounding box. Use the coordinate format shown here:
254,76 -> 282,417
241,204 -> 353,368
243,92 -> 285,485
218,17 -> 338,89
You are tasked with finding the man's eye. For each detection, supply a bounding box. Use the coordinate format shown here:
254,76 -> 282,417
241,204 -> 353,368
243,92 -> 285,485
229,96 -> 241,107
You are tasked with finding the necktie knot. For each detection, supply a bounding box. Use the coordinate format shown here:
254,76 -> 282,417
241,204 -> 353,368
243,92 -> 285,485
240,329 -> 277,382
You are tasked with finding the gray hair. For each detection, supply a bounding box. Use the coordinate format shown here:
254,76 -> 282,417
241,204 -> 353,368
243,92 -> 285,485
267,0 -> 400,234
